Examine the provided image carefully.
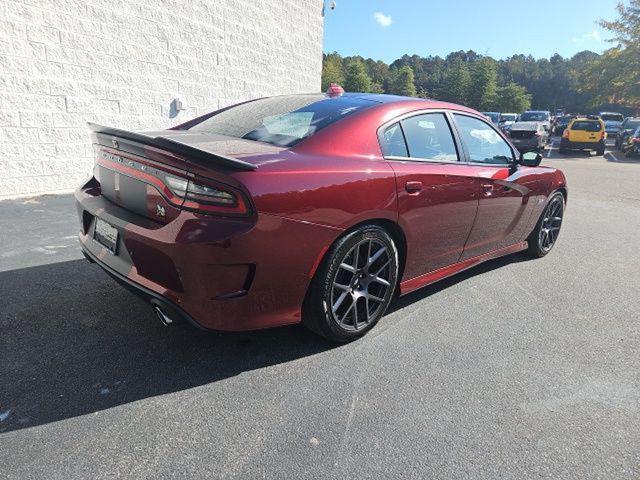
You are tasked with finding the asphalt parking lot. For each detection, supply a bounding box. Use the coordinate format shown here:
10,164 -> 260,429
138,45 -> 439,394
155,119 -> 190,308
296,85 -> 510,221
1,139 -> 639,479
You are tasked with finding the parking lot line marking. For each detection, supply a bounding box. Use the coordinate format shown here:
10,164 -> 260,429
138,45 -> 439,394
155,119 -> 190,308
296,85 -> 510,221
606,150 -> 623,162
546,140 -> 555,158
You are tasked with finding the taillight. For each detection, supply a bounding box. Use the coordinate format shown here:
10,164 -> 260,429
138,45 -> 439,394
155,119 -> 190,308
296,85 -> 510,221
95,146 -> 249,216
562,130 -> 570,138
165,176 -> 248,215
633,138 -> 640,143
600,130 -> 606,140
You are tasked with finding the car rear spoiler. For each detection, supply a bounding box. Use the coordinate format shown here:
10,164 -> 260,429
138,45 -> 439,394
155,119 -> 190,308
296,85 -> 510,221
87,122 -> 257,171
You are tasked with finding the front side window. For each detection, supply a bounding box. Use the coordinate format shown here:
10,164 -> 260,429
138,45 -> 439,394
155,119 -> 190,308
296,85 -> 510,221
453,114 -> 514,165
400,113 -> 458,161
188,94 -> 377,147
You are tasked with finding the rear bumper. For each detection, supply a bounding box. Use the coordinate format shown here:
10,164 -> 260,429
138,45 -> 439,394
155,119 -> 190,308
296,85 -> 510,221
560,139 -> 605,150
75,179 -> 339,331
511,138 -> 541,152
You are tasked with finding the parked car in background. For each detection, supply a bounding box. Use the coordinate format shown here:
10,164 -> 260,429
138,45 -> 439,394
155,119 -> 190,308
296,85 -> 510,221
559,116 -> 606,156
482,112 -> 501,124
621,126 -> 640,157
599,112 -> 624,139
615,117 -> 640,150
520,111 -> 551,132
499,113 -> 518,132
75,92 -> 567,341
508,122 -> 549,152
553,115 -> 574,136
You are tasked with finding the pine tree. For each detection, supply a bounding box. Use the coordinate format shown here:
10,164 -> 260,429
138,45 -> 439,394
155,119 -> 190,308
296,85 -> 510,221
496,83 -> 532,112
468,58 -> 498,110
321,53 -> 345,91
343,60 -> 373,93
438,59 -> 471,105
389,65 -> 417,97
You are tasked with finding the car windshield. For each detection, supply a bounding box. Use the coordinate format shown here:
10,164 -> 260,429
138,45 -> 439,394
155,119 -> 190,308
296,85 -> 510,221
571,121 -> 601,132
558,116 -> 572,125
625,120 -> 640,130
500,114 -> 517,122
520,112 -> 549,122
188,94 -> 377,147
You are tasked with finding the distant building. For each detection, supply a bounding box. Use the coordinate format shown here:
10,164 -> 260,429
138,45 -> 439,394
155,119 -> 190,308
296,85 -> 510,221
0,0 -> 324,198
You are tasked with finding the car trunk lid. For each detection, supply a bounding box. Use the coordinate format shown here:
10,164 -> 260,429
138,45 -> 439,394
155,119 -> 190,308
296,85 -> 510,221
90,124 -> 280,222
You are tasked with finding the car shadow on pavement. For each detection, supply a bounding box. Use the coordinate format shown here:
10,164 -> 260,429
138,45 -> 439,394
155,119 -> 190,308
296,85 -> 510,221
605,151 -> 640,164
0,252 -> 532,433
0,259 -> 335,433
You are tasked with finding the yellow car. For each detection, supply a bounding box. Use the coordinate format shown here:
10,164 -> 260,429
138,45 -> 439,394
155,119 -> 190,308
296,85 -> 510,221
559,116 -> 606,156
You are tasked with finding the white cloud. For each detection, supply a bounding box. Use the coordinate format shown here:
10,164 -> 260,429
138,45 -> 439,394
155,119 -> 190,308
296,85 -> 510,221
373,12 -> 392,28
572,29 -> 602,43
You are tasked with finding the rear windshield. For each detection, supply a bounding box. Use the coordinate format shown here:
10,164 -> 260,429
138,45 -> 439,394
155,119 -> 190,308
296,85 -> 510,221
571,121 -> 601,132
600,113 -> 623,122
625,120 -> 640,130
187,95 -> 377,147
520,112 -> 549,122
500,114 -> 517,122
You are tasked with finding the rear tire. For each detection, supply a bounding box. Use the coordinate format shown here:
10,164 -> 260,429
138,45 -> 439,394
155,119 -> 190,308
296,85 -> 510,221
596,147 -> 605,156
526,192 -> 565,258
303,225 -> 399,342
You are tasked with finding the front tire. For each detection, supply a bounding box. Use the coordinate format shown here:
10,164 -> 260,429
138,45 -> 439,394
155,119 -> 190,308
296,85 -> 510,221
526,192 -> 565,258
303,225 -> 399,342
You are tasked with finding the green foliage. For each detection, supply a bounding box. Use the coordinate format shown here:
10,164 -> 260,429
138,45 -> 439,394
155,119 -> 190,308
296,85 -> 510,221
321,2 -> 638,114
321,53 -> 345,91
496,83 -> 532,112
389,65 -> 417,97
581,0 -> 640,108
468,58 -> 499,110
343,59 -> 373,93
438,59 -> 471,104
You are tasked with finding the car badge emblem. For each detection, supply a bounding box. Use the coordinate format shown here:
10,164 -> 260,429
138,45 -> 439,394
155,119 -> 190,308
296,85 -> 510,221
112,139 -> 119,149
156,204 -> 166,218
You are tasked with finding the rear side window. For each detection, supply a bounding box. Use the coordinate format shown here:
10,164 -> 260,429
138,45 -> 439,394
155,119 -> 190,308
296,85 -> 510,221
188,94 -> 377,147
571,121 -> 601,132
453,114 -> 514,165
400,113 -> 458,161
380,123 -> 408,157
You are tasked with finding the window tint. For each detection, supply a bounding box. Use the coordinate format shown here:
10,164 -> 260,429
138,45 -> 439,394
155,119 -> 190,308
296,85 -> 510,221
380,123 -> 408,157
520,112 -> 549,122
571,121 -> 601,132
400,113 -> 458,161
454,114 -> 513,164
188,94 -> 377,147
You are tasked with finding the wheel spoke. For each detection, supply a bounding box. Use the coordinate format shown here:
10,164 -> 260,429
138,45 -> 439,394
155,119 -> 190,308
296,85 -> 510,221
367,293 -> 385,304
339,262 -> 356,273
371,275 -> 390,287
368,246 -> 386,267
352,298 -> 359,327
374,260 -> 390,276
339,300 -> 355,324
333,282 -> 350,291
332,291 -> 349,313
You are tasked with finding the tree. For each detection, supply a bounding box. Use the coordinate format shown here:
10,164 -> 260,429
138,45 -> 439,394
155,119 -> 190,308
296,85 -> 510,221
437,59 -> 471,105
389,65 -> 417,97
581,0 -> 640,108
343,60 -> 372,92
321,53 -> 345,91
468,57 -> 498,110
496,82 -> 532,112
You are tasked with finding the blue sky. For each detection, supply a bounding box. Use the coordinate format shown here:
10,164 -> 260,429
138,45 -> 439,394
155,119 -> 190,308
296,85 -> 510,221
323,0 -> 620,62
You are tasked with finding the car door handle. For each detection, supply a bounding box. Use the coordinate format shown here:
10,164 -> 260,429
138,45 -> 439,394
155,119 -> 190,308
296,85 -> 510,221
405,181 -> 423,194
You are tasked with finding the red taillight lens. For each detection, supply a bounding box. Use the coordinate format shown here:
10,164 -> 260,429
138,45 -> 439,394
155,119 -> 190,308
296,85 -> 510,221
167,176 -> 247,215
633,138 -> 640,143
95,146 -> 249,216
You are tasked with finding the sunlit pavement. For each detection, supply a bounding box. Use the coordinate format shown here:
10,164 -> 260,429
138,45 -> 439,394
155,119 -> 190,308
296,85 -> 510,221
1,141 -> 639,479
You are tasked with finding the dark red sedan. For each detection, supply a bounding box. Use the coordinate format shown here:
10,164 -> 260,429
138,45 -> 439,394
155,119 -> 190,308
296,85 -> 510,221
76,92 -> 567,341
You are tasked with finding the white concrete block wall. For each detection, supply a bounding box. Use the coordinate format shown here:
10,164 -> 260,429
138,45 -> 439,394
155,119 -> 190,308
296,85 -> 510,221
0,0 -> 324,198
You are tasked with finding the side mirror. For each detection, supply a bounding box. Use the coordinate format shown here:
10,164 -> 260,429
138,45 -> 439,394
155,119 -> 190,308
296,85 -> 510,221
519,151 -> 542,167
